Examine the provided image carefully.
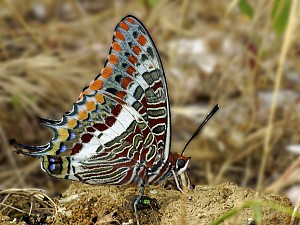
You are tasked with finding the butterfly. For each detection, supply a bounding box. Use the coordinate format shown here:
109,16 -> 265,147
11,15 -> 219,225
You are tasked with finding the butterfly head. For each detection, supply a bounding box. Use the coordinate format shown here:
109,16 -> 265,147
170,153 -> 190,175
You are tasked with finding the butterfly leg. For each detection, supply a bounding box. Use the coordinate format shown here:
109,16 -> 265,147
133,184 -> 145,225
180,170 -> 195,191
171,169 -> 192,200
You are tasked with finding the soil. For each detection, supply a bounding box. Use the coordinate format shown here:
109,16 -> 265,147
1,182 -> 293,225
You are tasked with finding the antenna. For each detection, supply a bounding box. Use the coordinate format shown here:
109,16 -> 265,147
181,104 -> 219,156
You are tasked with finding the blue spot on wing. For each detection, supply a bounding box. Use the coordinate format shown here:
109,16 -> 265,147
69,132 -> 76,140
50,163 -> 56,171
59,145 -> 67,153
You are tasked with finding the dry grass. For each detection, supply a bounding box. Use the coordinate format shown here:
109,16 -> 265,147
0,188 -> 57,224
0,0 -> 300,222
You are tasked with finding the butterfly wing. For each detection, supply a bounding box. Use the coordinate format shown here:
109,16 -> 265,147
12,16 -> 171,186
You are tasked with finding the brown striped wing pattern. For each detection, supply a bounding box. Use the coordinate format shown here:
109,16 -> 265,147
13,16 -> 171,187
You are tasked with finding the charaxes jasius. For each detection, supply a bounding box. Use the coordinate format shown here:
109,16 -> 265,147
11,15 -> 219,224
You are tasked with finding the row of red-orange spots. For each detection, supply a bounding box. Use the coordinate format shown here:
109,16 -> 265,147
76,92 -> 104,120
117,18 -> 143,56
81,66 -> 112,99
77,18 -> 139,105
120,16 -> 137,31
77,80 -> 103,100
112,31 -> 123,76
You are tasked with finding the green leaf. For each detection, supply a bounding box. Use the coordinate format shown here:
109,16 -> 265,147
271,0 -> 291,36
239,0 -> 254,18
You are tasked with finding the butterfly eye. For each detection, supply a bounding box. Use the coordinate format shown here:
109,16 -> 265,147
176,158 -> 186,170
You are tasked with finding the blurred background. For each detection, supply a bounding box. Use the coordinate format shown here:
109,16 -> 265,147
0,0 -> 299,207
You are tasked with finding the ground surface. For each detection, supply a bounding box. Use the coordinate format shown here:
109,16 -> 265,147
13,182 -> 296,225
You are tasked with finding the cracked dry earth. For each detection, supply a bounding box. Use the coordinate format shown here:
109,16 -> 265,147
49,182 -> 296,225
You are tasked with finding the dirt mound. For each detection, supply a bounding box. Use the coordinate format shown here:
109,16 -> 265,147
52,182 -> 296,225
